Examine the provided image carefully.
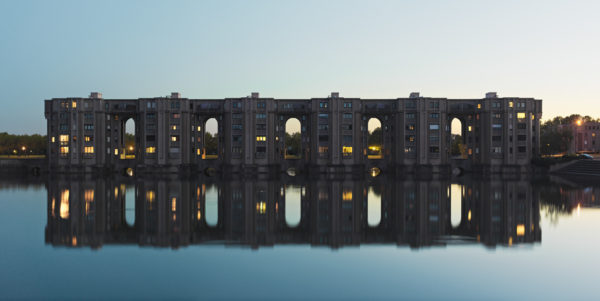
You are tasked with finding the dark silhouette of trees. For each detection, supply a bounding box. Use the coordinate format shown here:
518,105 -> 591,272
285,132 -> 301,157
204,132 -> 218,156
0,132 -> 46,155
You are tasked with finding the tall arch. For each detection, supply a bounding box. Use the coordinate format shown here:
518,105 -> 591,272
450,118 -> 466,158
367,118 -> 383,159
284,118 -> 301,159
204,118 -> 219,159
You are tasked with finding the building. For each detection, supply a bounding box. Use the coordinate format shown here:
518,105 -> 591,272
560,121 -> 600,153
44,92 -> 542,174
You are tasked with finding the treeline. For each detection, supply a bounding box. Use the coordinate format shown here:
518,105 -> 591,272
0,132 -> 46,155
540,114 -> 598,155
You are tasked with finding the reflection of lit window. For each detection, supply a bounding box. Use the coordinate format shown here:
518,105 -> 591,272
84,189 -> 94,202
60,189 -> 70,219
517,112 -> 526,119
342,189 -> 353,201
468,210 -> 472,221
256,201 -> 266,214
516,224 -> 525,236
146,147 -> 156,153
171,197 -> 177,212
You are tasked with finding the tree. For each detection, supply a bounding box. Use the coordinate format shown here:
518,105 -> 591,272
285,132 -> 301,157
204,132 -> 218,156
540,122 -> 573,155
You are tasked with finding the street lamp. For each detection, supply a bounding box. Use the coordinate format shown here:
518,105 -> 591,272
21,146 -> 26,157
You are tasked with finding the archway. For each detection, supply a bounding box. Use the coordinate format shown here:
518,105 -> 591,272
123,118 -> 136,159
204,118 -> 219,159
284,185 -> 301,228
450,118 -> 466,158
367,186 -> 382,227
284,118 -> 301,159
367,118 -> 382,159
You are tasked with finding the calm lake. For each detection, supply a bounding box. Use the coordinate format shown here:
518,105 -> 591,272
1,174 -> 599,300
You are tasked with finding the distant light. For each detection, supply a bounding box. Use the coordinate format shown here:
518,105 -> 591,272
576,120 -> 583,126
21,146 -> 26,151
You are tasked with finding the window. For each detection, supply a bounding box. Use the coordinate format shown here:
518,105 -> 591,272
147,113 -> 156,119
492,136 -> 502,142
342,146 -> 353,156
147,102 -> 156,109
51,136 -> 55,143
477,103 -> 482,109
429,124 -> 440,130
517,112 -> 526,119
232,124 -> 243,130
256,136 -> 266,141
84,146 -> 94,154
84,124 -> 94,131
344,102 -> 352,108
84,136 -> 93,142
406,124 -> 415,131
257,102 -> 266,109
429,146 -> 440,153
517,135 -> 527,141
232,135 -> 242,142
406,100 -> 416,109
232,102 -> 242,109
84,113 -> 93,120
342,124 -> 352,130
343,113 -> 352,119
517,123 -> 527,129
171,125 -> 178,130
59,135 -> 69,145
468,126 -> 473,132
492,147 -> 502,153
256,113 -> 266,119
171,135 -> 179,142
319,113 -> 329,119
492,124 -> 502,129
146,147 -> 156,153
319,135 -> 328,142
172,113 -> 180,119
492,102 -> 500,108
232,113 -> 242,119
72,101 -> 77,108
406,135 -> 415,142
318,146 -> 329,153
171,101 -> 180,109
429,135 -> 439,143
59,124 -> 68,131
404,146 -> 414,153
429,101 -> 439,109
509,101 -> 514,108
406,113 -> 415,119
319,102 -> 328,108
318,124 -> 329,130
429,113 -> 439,119
518,146 -> 526,153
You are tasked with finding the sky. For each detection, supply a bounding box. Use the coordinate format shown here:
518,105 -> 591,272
1,0 -> 599,135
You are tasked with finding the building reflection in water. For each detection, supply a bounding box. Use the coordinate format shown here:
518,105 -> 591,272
45,176 -> 544,250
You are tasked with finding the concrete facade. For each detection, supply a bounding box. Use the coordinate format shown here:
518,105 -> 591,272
44,92 -> 542,174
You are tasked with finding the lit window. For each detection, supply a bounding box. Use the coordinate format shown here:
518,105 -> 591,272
72,101 -> 77,108
517,112 -> 526,119
171,125 -> 178,130
509,101 -> 513,108
468,126 -> 473,132
172,113 -> 180,119
51,136 -> 55,143
84,136 -> 92,142
318,146 -> 328,153
256,136 -> 266,141
171,135 -> 179,142
342,146 -> 353,155
59,135 -> 69,145
477,103 -> 481,109
171,197 -> 177,212
256,202 -> 266,214
60,146 -> 69,154
146,147 -> 156,153
83,146 -> 94,154
114,148 -> 119,155
342,189 -> 353,201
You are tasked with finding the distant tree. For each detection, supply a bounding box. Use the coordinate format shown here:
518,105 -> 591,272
204,132 -> 218,156
450,134 -> 466,158
367,127 -> 382,147
540,122 -> 573,155
285,132 -> 301,157
0,132 -> 46,155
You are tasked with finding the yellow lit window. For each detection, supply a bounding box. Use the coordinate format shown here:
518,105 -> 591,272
84,146 -> 94,154
256,136 -> 266,141
468,126 -> 472,132
84,136 -> 92,142
51,136 -> 55,143
59,135 -> 69,144
468,148 -> 473,155
342,189 -> 353,201
318,146 -> 328,153
197,126 -> 202,131
516,224 -> 525,236
171,125 -> 177,130
171,197 -> 177,212
60,146 -> 69,154
509,101 -> 514,108
146,147 -> 156,153
72,101 -> 77,108
196,148 -> 201,155
531,114 -> 535,120
114,148 -> 119,155
60,189 -> 70,219
342,146 -> 353,155
171,135 -> 178,142
477,103 -> 481,109
517,112 -> 526,119
84,189 -> 94,203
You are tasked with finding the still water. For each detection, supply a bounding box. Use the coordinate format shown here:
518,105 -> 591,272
0,175 -> 599,300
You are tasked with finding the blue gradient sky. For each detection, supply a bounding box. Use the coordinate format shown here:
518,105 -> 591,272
1,0 -> 599,134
